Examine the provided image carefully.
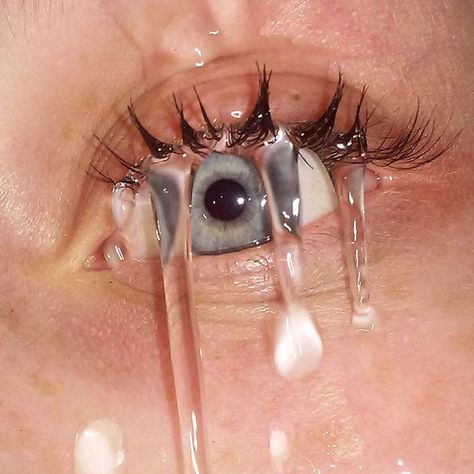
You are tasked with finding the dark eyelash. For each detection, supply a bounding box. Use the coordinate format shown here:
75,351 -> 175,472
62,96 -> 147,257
87,138 -> 145,189
227,65 -> 277,147
363,104 -> 461,170
89,65 -> 458,188
288,71 -> 345,152
128,103 -> 174,159
286,77 -> 460,172
88,65 -> 279,187
172,64 -> 277,152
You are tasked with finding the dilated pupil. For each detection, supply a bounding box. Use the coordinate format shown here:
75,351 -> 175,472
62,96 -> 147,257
204,179 -> 247,221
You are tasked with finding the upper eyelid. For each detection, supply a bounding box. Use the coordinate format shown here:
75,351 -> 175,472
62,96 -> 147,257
89,68 -> 459,190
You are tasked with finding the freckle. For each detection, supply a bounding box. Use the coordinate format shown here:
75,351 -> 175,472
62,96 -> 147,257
1,307 -> 20,333
78,52 -> 89,66
435,290 -> 467,315
61,123 -> 74,141
414,378 -> 444,412
80,92 -> 98,111
144,3 -> 170,24
0,421 -> 35,450
28,373 -> 63,397
368,244 -> 387,265
291,93 -> 301,102
448,332 -> 474,352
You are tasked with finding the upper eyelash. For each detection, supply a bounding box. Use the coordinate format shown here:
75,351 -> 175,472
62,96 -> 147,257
89,66 -> 459,188
227,65 -> 276,148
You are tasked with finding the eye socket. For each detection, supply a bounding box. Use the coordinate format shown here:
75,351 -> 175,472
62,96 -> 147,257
84,67 -> 392,273
191,152 -> 271,255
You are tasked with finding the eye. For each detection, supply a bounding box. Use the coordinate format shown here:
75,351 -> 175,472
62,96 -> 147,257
85,66 -> 454,280
190,148 -> 338,255
191,152 -> 271,255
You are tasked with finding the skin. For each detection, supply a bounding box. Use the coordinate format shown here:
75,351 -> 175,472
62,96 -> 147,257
0,0 -> 473,472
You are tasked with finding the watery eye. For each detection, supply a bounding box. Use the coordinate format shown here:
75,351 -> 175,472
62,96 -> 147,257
85,146 -> 339,272
191,149 -> 338,255
86,64 -> 447,282
191,152 -> 270,255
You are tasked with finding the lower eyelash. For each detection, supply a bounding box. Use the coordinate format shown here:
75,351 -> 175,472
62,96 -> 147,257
89,65 -> 459,189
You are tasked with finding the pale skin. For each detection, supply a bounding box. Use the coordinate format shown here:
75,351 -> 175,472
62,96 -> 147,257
0,0 -> 473,473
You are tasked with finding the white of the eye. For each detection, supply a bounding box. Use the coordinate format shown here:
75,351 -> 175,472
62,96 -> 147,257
297,148 -> 338,226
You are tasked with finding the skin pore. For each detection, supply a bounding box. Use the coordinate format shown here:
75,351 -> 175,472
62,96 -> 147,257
0,0 -> 473,472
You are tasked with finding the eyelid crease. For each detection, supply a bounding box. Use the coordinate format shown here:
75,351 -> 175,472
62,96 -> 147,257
88,65 -> 460,191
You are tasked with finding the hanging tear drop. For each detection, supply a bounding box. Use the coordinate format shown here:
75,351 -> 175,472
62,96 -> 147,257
256,130 -> 323,379
335,165 -> 376,330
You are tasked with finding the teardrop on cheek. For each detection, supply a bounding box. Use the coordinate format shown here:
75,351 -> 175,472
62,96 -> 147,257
74,419 -> 125,474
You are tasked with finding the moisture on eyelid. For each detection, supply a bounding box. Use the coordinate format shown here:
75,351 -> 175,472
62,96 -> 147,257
108,183 -> 160,264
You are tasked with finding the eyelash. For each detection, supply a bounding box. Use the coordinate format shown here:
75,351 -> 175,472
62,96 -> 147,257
89,65 -> 459,191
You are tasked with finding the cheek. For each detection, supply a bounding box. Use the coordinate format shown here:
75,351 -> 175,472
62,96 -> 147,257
1,270 -> 181,472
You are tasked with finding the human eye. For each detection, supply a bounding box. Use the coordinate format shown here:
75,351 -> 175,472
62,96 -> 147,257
190,151 -> 271,255
84,67 -> 452,278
